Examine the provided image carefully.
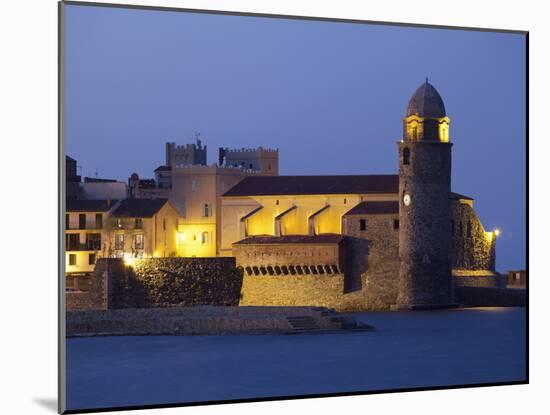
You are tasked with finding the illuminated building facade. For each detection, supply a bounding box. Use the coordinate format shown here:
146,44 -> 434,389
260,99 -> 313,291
170,165 -> 261,257
223,81 -> 500,310
65,198 -> 180,280
109,198 -> 179,259
65,199 -> 118,276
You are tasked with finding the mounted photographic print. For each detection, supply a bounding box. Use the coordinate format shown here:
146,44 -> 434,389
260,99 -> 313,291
59,1 -> 528,413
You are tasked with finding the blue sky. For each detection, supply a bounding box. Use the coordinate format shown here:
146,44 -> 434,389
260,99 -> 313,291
64,5 -> 526,271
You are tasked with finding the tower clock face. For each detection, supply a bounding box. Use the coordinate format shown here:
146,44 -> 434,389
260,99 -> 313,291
403,194 -> 411,206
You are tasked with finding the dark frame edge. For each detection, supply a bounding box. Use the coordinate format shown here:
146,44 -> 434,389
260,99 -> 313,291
58,1 -> 67,414
525,31 -> 530,385
61,0 -> 528,35
63,380 -> 528,414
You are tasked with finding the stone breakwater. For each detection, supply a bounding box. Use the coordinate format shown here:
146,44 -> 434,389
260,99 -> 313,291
66,306 -> 374,337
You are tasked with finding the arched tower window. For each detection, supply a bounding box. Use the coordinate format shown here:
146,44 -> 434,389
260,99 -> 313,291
403,147 -> 410,165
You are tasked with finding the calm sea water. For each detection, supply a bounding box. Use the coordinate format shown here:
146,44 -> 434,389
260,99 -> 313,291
66,307 -> 526,411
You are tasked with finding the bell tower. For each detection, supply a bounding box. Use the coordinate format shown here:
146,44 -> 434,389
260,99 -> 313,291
395,79 -> 454,309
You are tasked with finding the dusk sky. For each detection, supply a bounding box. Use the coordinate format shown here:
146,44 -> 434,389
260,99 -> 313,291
64,4 -> 526,271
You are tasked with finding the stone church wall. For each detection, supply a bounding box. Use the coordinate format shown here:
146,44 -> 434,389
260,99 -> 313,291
451,201 -> 497,288
451,201 -> 495,270
344,215 -> 400,308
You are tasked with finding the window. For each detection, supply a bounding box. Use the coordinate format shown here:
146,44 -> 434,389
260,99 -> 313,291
95,213 -> 103,229
65,214 -> 70,230
268,164 -> 271,170
467,221 -> 472,237
459,221 -> 463,236
116,218 -> 123,228
88,253 -> 96,265
191,179 -> 197,192
201,231 -> 209,244
249,163 -> 253,169
86,233 -> 101,251
69,254 -> 76,266
78,213 -> 86,229
135,218 -> 143,229
343,198 -> 347,204
393,219 -> 400,230
412,127 -> 418,140
115,234 -> 125,250
203,203 -> 210,217
451,220 -> 455,236
66,234 -> 79,251
275,200 -> 279,205
359,219 -> 367,231
403,147 -> 410,165
134,234 -> 144,250
163,218 -> 166,230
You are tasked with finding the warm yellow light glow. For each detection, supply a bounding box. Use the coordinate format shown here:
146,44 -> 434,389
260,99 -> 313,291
123,254 -> 137,268
439,123 -> 449,142
178,232 -> 186,242
177,223 -> 216,257
494,229 -> 501,237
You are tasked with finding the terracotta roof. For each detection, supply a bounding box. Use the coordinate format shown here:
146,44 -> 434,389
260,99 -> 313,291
111,198 -> 169,218
223,175 -> 398,197
66,199 -> 118,212
234,234 -> 345,245
344,201 -> 399,216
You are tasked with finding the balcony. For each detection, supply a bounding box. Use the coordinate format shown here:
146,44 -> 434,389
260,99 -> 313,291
66,239 -> 102,252
66,224 -> 103,231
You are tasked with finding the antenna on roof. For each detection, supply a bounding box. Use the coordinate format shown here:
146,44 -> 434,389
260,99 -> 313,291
425,77 -> 429,83
95,168 -> 98,178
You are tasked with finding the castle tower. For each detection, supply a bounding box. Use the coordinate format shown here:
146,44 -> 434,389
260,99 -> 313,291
219,146 -> 279,176
395,79 -> 454,309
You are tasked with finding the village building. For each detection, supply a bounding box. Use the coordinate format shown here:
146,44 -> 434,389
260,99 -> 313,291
65,198 -> 180,282
80,177 -> 128,200
65,199 -> 119,289
108,198 -> 179,259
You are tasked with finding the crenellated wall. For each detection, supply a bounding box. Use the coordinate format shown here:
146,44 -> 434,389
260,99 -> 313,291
234,235 -> 400,311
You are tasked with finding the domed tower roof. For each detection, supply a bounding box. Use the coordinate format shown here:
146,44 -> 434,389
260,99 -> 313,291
406,79 -> 446,118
